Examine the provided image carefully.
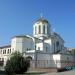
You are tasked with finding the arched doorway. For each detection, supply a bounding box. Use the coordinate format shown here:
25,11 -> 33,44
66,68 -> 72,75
26,56 -> 33,68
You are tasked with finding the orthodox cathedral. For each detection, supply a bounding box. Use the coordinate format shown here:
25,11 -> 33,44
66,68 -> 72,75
0,16 -> 74,70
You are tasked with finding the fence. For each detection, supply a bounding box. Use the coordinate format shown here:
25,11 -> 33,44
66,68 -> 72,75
30,60 -> 75,69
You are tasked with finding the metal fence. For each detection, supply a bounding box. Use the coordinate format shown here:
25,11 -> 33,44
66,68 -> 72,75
30,60 -> 75,68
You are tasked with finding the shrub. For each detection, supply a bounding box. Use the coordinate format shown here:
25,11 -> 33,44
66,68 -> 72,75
5,51 -> 30,75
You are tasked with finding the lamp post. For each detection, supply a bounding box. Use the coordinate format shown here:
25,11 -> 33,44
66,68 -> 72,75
35,45 -> 37,68
34,38 -> 37,68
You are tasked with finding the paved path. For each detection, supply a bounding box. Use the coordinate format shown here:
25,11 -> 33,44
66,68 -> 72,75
41,70 -> 75,75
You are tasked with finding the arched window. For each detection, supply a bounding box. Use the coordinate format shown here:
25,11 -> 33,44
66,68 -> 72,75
3,50 -> 5,54
8,49 -> 9,54
43,25 -> 45,34
38,25 -> 41,34
47,26 -> 49,34
56,41 -> 59,51
46,47 -> 48,52
5,50 -> 6,54
54,43 -> 55,53
10,49 -> 11,53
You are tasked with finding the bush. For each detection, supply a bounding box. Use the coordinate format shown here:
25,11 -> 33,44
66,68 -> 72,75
5,51 -> 30,75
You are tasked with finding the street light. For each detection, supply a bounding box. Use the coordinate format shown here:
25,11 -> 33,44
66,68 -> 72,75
34,38 -> 37,68
35,44 -> 37,68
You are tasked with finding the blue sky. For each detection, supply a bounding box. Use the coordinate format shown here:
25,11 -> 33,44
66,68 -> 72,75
0,0 -> 75,48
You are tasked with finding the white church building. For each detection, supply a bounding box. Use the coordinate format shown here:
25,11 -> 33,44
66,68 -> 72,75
0,16 -> 75,70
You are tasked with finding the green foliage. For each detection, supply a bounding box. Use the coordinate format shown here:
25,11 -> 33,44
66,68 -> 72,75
5,51 -> 30,75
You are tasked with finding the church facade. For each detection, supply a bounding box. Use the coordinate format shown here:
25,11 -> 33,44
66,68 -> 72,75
0,17 -> 74,70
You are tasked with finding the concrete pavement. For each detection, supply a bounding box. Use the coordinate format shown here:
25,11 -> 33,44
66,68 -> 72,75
41,70 -> 75,75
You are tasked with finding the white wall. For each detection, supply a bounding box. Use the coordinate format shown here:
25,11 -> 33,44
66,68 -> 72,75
0,46 -> 11,67
36,43 -> 44,51
60,54 -> 74,67
51,35 -> 64,54
22,37 -> 34,52
34,53 -> 56,68
11,37 -> 22,53
29,53 -> 74,68
44,39 -> 52,53
11,36 -> 34,53
53,54 -> 74,68
53,54 -> 61,68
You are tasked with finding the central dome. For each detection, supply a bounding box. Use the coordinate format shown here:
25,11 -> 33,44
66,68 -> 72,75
36,17 -> 49,23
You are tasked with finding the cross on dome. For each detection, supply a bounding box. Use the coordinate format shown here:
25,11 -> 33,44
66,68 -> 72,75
36,14 -> 48,23
40,13 -> 44,19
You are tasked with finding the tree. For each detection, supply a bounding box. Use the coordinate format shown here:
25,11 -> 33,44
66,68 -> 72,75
5,51 -> 30,75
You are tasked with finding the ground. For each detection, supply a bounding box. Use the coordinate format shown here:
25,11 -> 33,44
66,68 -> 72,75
25,69 -> 75,75
0,70 -> 75,75
41,70 -> 75,75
